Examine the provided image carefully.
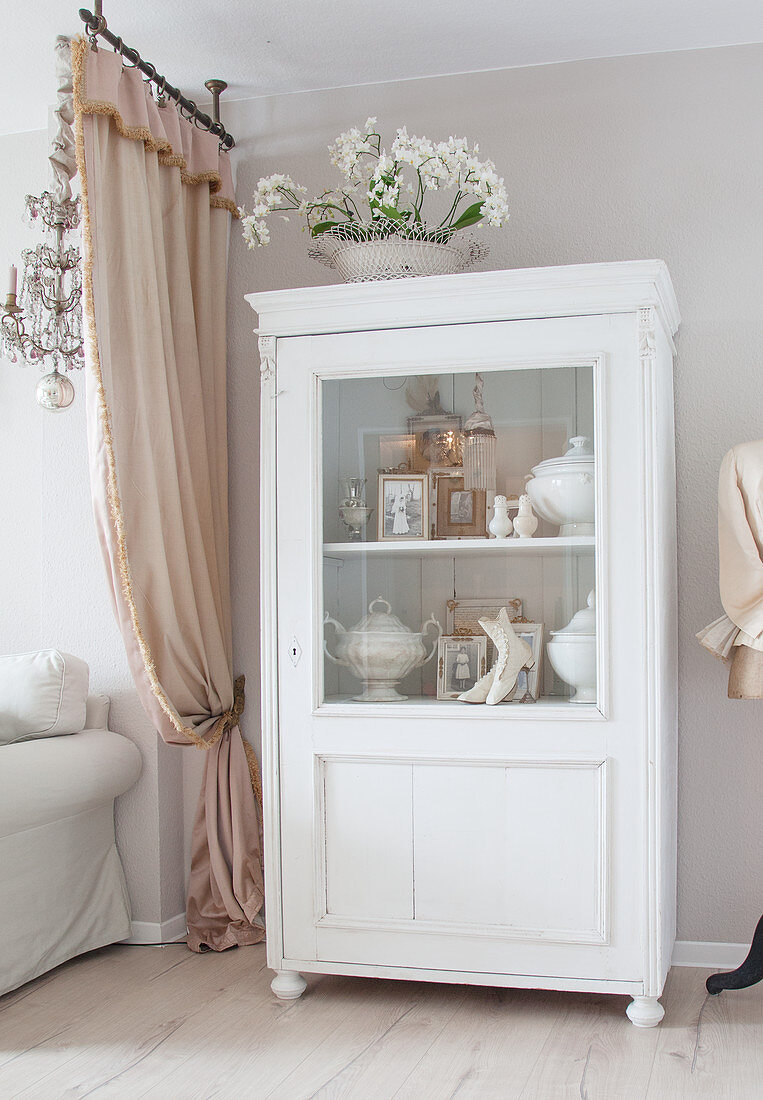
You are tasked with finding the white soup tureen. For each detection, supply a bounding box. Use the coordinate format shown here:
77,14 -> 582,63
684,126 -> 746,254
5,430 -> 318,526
324,597 -> 441,702
525,435 -> 595,537
546,590 -> 597,703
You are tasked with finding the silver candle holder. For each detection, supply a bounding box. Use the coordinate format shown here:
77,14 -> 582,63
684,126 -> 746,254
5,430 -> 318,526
338,477 -> 373,541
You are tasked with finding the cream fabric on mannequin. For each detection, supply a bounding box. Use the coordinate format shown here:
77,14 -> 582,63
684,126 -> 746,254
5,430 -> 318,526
718,441 -> 763,651
72,37 -> 263,952
698,440 -> 763,666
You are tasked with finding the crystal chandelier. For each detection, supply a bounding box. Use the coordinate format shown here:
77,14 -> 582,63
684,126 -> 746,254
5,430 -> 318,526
1,37 -> 82,410
2,193 -> 83,409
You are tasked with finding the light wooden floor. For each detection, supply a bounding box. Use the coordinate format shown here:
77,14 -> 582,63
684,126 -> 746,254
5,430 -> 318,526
1,944 -> 760,1098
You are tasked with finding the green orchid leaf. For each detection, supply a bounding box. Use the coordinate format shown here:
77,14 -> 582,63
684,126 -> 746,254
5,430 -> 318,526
451,201 -> 485,229
310,221 -> 341,237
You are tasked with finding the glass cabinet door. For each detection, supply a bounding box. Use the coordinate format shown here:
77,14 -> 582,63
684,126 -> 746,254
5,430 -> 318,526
321,363 -> 599,711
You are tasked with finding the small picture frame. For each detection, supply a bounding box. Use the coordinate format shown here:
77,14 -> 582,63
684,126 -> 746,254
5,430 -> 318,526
434,473 -> 487,539
377,433 -> 416,474
428,467 -> 461,540
446,597 -> 524,665
377,473 -> 428,541
407,412 -> 463,470
437,635 -> 488,700
507,623 -> 544,702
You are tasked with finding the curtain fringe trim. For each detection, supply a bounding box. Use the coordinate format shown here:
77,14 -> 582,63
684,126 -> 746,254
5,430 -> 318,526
242,738 -> 263,805
71,36 -> 262,811
71,36 -> 239,218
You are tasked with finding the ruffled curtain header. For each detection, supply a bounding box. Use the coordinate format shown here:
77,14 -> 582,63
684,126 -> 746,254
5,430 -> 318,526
71,38 -> 237,215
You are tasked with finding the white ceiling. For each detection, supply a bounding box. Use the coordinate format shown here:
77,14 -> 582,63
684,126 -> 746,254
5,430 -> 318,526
4,0 -> 763,136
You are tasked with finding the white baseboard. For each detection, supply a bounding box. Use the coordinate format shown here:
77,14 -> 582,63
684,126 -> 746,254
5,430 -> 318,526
125,912 -> 187,945
672,940 -> 750,969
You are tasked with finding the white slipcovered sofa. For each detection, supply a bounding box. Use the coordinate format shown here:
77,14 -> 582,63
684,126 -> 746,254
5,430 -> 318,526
0,650 -> 141,997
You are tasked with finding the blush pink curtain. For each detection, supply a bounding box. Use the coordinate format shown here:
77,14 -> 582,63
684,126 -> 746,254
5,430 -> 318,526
72,37 -> 264,951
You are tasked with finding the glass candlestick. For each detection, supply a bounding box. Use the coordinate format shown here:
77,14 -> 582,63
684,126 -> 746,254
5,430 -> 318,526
341,477 -> 367,505
338,477 -> 373,541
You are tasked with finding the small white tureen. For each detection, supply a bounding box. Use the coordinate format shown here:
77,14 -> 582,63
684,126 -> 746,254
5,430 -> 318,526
525,435 -> 595,537
546,590 -> 597,703
324,597 -> 441,702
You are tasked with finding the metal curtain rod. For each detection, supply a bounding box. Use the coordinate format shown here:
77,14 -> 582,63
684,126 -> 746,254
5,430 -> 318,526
78,6 -> 235,149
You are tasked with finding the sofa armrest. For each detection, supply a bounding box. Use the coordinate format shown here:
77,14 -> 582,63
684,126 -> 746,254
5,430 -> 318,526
0,729 -> 142,837
85,693 -> 111,729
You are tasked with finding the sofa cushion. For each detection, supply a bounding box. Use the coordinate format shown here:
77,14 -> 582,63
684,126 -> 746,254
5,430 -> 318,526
0,650 -> 89,744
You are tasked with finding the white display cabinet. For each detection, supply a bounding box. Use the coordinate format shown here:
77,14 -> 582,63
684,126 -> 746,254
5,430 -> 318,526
247,261 -> 680,1026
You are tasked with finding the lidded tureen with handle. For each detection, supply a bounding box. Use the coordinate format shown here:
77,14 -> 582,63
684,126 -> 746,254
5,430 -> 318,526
324,596 -> 441,702
546,590 -> 597,702
525,435 -> 595,537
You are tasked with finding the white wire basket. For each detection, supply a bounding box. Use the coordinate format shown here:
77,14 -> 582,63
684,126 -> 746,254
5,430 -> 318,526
308,225 -> 488,282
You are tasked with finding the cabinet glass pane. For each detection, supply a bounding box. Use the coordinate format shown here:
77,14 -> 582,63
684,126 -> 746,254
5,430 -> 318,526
321,366 -> 598,709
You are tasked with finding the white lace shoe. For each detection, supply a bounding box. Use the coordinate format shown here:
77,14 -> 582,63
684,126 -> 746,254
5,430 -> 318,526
457,607 -> 535,705
457,664 -> 495,703
457,608 -> 529,706
484,608 -> 534,705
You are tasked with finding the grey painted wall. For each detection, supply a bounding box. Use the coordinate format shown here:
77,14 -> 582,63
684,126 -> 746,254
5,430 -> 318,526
224,43 -> 763,943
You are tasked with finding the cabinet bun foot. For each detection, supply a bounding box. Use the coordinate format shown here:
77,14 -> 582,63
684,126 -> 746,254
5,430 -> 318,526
626,995 -> 664,1027
271,969 -> 307,1000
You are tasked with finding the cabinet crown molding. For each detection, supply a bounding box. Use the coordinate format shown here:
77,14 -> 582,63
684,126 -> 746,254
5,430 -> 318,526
246,260 -> 680,347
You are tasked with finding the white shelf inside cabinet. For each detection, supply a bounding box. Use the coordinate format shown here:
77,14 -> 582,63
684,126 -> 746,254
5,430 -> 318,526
319,695 -> 602,719
323,536 -> 594,558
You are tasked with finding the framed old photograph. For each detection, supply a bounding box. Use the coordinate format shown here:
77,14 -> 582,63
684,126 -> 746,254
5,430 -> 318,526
507,623 -> 544,702
434,473 -> 487,539
428,467 -> 461,540
437,635 -> 488,700
377,473 -> 428,541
